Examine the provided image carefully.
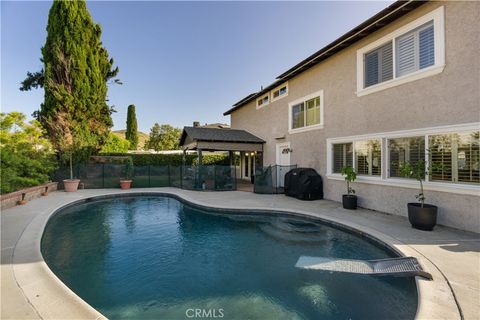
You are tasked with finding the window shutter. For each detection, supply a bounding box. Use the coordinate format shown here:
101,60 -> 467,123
396,32 -> 416,77
430,135 -> 453,182
419,23 -> 435,69
333,143 -> 353,173
380,42 -> 393,82
365,51 -> 379,87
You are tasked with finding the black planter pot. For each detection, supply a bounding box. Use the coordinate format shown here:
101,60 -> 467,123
407,203 -> 438,231
342,195 -> 357,210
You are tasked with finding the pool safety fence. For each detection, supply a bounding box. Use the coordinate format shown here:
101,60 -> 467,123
53,164 -> 237,191
253,165 -> 298,194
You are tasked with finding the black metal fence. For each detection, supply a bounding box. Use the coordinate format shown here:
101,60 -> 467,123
53,164 -> 237,191
254,165 -> 297,194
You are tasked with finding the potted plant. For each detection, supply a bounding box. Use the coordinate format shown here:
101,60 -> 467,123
341,166 -> 357,210
63,149 -> 80,192
46,113 -> 80,192
120,157 -> 133,189
400,160 -> 437,231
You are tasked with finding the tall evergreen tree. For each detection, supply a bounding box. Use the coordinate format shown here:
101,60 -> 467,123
125,104 -> 138,150
20,0 -> 120,159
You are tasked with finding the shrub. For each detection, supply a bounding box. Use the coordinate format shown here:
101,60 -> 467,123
99,153 -> 230,166
100,133 -> 130,153
0,112 -> 56,194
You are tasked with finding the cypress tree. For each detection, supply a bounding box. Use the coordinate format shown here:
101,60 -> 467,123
21,0 -> 119,159
125,104 -> 138,150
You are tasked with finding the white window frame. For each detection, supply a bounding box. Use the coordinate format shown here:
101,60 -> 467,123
326,122 -> 480,195
256,93 -> 269,109
288,89 -> 324,134
356,6 -> 445,97
271,82 -> 289,102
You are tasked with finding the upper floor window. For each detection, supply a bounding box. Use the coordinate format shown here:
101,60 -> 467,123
357,6 -> 445,96
365,42 -> 393,87
396,22 -> 435,77
288,90 -> 324,133
271,83 -> 288,101
256,94 -> 269,109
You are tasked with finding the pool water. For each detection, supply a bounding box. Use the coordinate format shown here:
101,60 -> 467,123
42,196 -> 417,319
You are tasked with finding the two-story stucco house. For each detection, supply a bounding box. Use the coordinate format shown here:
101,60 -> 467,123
223,0 -> 480,232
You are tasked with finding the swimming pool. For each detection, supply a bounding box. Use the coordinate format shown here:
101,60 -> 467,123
41,195 -> 417,319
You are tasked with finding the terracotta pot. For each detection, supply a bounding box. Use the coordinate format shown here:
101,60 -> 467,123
18,199 -> 28,205
120,180 -> 132,190
63,179 -> 80,192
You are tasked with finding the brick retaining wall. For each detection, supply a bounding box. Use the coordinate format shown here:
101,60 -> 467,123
1,182 -> 59,210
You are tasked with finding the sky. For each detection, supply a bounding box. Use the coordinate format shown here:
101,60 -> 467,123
1,1 -> 393,133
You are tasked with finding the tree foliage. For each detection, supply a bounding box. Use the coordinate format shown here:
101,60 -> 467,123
341,166 -> 357,195
125,104 -> 138,150
0,112 -> 56,194
20,0 -> 120,158
100,133 -> 130,153
145,123 -> 182,151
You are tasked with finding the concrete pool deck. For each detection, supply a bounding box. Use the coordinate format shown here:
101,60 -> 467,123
1,188 -> 479,319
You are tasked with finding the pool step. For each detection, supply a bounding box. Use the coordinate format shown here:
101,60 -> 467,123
295,256 -> 432,280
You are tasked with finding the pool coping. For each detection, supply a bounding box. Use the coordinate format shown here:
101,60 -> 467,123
11,189 -> 462,320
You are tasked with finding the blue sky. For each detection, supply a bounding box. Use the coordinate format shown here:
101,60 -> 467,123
1,1 -> 392,133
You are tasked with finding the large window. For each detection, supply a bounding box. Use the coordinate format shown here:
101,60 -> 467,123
389,137 -> 425,178
357,6 -> 444,95
364,21 -> 434,89
355,139 -> 381,176
332,143 -> 353,173
429,132 -> 480,184
327,126 -> 479,192
289,90 -> 323,132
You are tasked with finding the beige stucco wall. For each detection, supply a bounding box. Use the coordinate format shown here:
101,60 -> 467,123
230,1 -> 480,233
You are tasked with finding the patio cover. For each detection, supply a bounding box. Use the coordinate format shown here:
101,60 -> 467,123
179,127 -> 264,152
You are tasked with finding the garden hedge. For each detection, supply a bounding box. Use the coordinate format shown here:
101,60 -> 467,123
99,153 -> 230,166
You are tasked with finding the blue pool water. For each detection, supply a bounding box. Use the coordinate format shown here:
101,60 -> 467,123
42,196 -> 417,319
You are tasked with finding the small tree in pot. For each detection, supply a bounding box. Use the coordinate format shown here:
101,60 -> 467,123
46,113 -> 81,192
120,157 -> 133,189
341,166 -> 357,210
400,160 -> 437,231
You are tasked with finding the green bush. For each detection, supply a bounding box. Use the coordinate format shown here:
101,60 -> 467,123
100,133 -> 130,153
0,112 -> 56,194
99,153 -> 230,166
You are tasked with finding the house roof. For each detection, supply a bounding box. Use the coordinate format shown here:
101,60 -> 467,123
179,127 -> 265,147
224,0 -> 428,116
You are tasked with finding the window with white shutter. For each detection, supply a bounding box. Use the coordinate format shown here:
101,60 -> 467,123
357,7 -> 444,95
332,143 -> 353,173
388,137 -> 425,178
396,21 -> 434,77
355,139 -> 381,176
364,42 -> 393,87
429,131 -> 480,184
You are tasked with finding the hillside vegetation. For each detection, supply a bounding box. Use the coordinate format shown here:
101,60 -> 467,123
112,130 -> 149,150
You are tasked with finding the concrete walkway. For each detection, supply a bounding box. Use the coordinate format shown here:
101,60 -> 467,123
1,188 -> 479,319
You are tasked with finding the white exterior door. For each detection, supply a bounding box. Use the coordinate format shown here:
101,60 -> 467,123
276,142 -> 291,187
